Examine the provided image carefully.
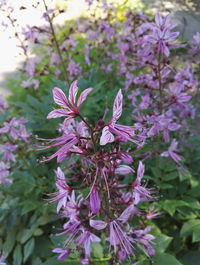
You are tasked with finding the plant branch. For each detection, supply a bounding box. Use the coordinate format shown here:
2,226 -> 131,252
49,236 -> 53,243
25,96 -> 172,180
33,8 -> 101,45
42,0 -> 69,82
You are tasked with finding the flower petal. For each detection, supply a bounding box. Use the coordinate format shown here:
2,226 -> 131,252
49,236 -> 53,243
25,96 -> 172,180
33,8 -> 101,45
115,165 -> 134,175
52,87 -> 70,108
137,161 -> 144,180
113,89 -> 123,122
77,87 -> 93,107
90,220 -> 107,230
47,109 -> 71,119
68,80 -> 78,105
100,126 -> 114,145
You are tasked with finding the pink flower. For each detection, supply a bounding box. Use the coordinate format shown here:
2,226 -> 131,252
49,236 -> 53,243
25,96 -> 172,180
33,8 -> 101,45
48,167 -> 71,213
100,90 -> 137,145
47,80 -> 93,120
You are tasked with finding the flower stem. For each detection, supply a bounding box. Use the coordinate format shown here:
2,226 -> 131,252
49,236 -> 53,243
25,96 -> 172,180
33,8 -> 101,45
157,52 -> 163,114
42,0 -> 69,82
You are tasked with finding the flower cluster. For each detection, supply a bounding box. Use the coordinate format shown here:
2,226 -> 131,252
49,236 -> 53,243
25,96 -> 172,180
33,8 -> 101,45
126,13 -> 197,164
44,81 -> 157,264
0,112 -> 30,184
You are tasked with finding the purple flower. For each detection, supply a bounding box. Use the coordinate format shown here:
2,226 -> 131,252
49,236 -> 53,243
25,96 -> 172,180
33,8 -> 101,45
52,248 -> 70,260
147,115 -> 180,142
47,80 -> 93,120
67,60 -> 82,80
100,90 -> 137,145
21,78 -> 40,90
23,25 -> 38,42
62,191 -> 82,220
143,13 -> 179,56
161,139 -> 182,163
108,220 -> 133,256
89,219 -> 107,230
118,204 -> 139,223
76,229 -> 101,258
115,165 -> 134,175
132,161 -> 152,204
0,96 -> 7,112
0,143 -> 17,161
90,187 -> 101,214
50,53 -> 60,66
146,206 -> 160,220
120,152 -> 133,164
0,162 -> 11,184
0,118 -> 30,141
133,226 -> 155,256
48,167 -> 71,213
25,57 -> 40,77
0,255 -> 6,265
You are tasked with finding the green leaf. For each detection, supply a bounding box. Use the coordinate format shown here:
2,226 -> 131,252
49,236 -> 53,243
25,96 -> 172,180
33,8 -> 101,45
13,244 -> 22,265
31,257 -> 42,265
178,168 -> 192,181
161,200 -> 189,216
153,253 -> 183,265
192,229 -> 200,242
3,229 -> 16,257
164,171 -> 178,181
180,251 -> 200,265
182,196 -> 200,210
92,243 -> 104,258
33,228 -> 43,236
160,183 -> 173,189
154,234 -> 173,253
21,201 -> 39,215
180,219 -> 200,237
17,228 -> 34,244
24,238 -> 35,262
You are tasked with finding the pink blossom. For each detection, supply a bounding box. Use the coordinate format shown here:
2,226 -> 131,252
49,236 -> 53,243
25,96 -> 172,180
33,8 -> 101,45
132,161 -> 152,204
100,90 -> 137,145
47,80 -> 93,120
48,167 -> 71,213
